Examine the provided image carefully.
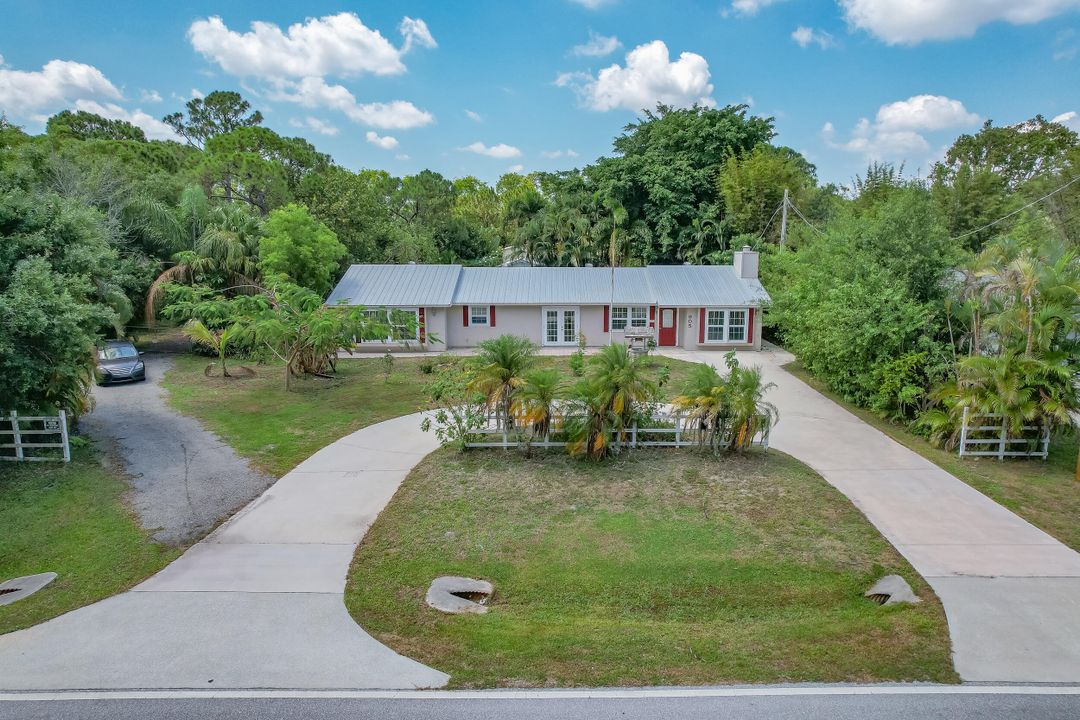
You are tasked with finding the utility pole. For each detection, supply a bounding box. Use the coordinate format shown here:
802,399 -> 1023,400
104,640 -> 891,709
779,187 -> 789,253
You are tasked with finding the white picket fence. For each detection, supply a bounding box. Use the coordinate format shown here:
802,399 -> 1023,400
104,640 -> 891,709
957,407 -> 1049,460
464,411 -> 770,451
1,411 -> 71,462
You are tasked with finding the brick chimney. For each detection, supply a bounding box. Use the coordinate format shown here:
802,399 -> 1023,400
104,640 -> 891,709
733,245 -> 759,280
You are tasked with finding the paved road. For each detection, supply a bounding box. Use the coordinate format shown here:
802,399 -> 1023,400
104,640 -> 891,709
81,354 -> 274,545
661,347 -> 1080,683
0,412 -> 447,690
2,688 -> 1079,720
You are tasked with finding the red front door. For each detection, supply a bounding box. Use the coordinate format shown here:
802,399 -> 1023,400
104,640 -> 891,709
658,307 -> 677,346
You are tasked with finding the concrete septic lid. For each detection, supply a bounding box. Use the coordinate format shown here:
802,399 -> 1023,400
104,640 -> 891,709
425,576 -> 493,615
0,572 -> 57,606
865,574 -> 920,606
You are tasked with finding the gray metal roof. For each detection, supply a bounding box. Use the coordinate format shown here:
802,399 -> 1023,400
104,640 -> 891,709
644,265 -> 771,307
326,264 -> 770,308
453,267 -> 655,305
325,264 -> 462,307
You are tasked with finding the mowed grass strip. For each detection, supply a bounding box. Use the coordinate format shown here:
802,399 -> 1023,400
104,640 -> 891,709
162,353 -> 701,477
0,448 -> 180,635
346,449 -> 955,687
785,362 -> 1080,552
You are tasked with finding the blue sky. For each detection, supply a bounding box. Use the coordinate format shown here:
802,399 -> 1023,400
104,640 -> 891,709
2,0 -> 1079,186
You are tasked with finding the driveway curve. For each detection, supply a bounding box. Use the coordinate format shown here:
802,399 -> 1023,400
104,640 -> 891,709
662,347 -> 1080,683
0,412 -> 448,690
81,354 -> 275,545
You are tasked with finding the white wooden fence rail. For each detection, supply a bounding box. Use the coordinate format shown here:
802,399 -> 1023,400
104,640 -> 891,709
464,412 -> 770,451
1,410 -> 71,462
957,407 -> 1049,460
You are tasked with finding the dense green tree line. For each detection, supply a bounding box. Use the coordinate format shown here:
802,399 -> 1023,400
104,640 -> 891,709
3,89 -> 1080,444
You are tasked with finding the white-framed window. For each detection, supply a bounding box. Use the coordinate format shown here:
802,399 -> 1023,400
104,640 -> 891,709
704,308 -> 750,344
610,306 -> 628,330
470,305 -> 489,326
706,309 -> 725,342
361,308 -> 420,343
727,310 -> 746,342
611,306 -> 648,330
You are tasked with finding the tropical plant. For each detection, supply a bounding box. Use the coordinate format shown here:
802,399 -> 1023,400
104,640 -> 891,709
467,334 -> 536,428
182,319 -> 240,377
564,379 -> 619,460
511,368 -> 564,438
672,362 -> 732,453
585,342 -> 658,433
145,197 -> 264,320
724,359 -> 779,451
921,350 -> 1079,449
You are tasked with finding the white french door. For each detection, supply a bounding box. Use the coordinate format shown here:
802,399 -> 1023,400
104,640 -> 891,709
542,307 -> 578,346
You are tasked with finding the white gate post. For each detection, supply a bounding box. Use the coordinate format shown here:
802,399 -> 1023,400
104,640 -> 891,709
9,411 -> 22,461
998,417 -> 1008,462
59,409 -> 70,462
958,406 -> 969,458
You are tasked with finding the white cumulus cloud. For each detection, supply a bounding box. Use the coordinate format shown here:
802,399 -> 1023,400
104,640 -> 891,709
465,109 -> 483,122
791,26 -> 835,49
540,148 -> 580,159
366,130 -> 399,149
840,0 -> 1080,45
296,116 -> 338,136
188,12 -> 433,78
400,17 -> 437,53
461,141 -> 522,158
139,88 -> 163,103
726,0 -> 786,16
571,30 -> 621,57
556,40 -> 714,112
508,163 -> 525,173
73,99 -> 178,140
0,58 -> 120,117
824,94 -> 981,160
1053,111 -> 1080,132
267,76 -> 433,129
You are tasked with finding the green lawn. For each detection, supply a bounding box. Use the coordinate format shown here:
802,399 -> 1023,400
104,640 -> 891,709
162,353 -> 701,477
0,448 -> 179,635
784,362 -> 1080,552
345,449 -> 956,687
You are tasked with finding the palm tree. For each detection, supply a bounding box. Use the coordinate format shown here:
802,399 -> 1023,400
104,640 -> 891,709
672,363 -> 731,453
145,199 -> 263,321
586,343 -> 658,435
564,379 -> 618,460
511,368 -> 564,438
468,334 -> 536,428
725,363 -> 779,451
183,319 -> 240,377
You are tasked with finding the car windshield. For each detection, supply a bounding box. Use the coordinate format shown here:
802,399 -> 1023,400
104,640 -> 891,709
99,345 -> 138,360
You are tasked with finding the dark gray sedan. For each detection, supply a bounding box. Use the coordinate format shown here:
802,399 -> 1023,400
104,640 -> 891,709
96,340 -> 147,384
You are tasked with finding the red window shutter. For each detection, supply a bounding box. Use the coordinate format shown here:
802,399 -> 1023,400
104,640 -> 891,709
650,306 -> 656,327
490,305 -> 496,327
603,305 -> 609,332
746,308 -> 754,344
418,308 -> 426,343
462,306 -> 469,327
699,308 -> 706,344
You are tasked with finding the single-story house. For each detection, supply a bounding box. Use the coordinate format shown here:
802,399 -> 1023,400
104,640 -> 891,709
325,246 -> 770,351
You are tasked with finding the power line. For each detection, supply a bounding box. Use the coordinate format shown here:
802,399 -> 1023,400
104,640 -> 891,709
757,201 -> 784,240
786,199 -> 825,236
948,173 -> 1080,243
